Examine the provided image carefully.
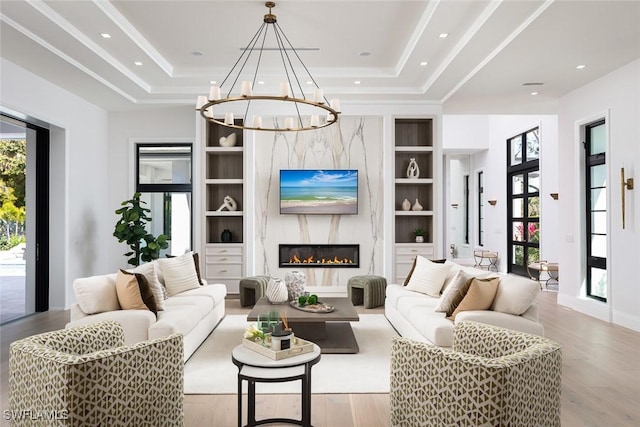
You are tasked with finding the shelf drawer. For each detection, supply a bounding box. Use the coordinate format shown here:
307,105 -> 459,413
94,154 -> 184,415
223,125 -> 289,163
205,263 -> 243,278
395,243 -> 435,258
205,244 -> 243,256
206,254 -> 243,264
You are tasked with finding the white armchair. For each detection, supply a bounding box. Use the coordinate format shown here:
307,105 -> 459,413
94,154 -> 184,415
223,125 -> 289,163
390,321 -> 562,427
9,321 -> 184,426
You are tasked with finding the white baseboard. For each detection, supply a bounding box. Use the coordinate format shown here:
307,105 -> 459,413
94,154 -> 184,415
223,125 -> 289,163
612,309 -> 640,332
557,293 -> 609,322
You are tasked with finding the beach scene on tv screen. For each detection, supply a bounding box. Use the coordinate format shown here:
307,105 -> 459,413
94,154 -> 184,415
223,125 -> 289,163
280,170 -> 358,214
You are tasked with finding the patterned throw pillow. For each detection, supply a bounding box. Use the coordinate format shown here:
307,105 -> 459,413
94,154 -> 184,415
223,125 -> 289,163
116,269 -> 158,315
157,252 -> 201,296
434,270 -> 474,313
128,262 -> 165,310
405,256 -> 451,298
447,276 -> 500,320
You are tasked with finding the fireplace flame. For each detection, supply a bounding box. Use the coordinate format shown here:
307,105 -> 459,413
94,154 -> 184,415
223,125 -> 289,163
288,255 -> 354,265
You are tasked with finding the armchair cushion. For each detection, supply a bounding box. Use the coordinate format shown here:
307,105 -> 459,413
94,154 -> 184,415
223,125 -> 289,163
10,321 -> 184,427
390,321 -> 561,427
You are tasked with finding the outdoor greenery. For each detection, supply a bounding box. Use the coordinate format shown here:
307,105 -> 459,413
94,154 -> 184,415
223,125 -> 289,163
113,192 -> 169,267
0,139 -> 26,250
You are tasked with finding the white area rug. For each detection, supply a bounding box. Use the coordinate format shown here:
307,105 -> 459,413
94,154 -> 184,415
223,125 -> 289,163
184,314 -> 398,394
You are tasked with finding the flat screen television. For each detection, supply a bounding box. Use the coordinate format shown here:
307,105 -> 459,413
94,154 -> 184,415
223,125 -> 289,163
280,169 -> 358,215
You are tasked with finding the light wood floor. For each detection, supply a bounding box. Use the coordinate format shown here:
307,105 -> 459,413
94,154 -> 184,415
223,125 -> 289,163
1,292 -> 639,426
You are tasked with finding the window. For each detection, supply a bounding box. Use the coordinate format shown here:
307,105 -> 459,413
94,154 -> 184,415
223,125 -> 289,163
464,174 -> 469,245
507,128 -> 540,276
478,171 -> 484,247
136,143 -> 193,255
584,119 -> 607,301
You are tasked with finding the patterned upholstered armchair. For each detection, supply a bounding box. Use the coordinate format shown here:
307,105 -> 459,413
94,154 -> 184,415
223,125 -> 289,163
9,321 -> 184,427
390,321 -> 562,427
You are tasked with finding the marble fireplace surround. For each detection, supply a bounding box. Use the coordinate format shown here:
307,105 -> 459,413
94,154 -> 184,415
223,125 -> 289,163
279,244 -> 360,268
253,116 -> 384,287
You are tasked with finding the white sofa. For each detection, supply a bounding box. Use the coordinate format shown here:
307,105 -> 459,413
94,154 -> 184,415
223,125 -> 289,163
385,260 -> 544,347
66,258 -> 226,361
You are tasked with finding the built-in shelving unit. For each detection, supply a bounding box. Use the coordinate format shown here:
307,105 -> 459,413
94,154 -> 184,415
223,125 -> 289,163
204,121 -> 245,291
394,118 -> 435,283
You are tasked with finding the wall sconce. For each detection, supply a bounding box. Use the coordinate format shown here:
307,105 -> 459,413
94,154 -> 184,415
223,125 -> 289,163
549,193 -> 559,200
621,167 -> 634,229
488,199 -> 497,206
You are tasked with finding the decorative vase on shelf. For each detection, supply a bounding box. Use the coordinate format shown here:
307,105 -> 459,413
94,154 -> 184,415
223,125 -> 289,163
285,270 -> 307,301
220,229 -> 232,242
266,278 -> 288,304
219,133 -> 237,147
401,198 -> 411,211
412,198 -> 423,211
406,158 -> 420,179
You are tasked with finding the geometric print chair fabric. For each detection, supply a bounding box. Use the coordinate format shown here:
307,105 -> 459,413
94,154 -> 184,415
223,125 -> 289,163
390,321 -> 562,427
9,321 -> 184,427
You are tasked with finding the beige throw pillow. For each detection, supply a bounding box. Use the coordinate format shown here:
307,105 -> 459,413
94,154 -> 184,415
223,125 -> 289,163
157,251 -> 201,296
434,270 -> 474,313
448,276 -> 500,320
73,274 -> 120,314
405,256 -> 451,298
128,262 -> 165,310
115,270 -> 158,315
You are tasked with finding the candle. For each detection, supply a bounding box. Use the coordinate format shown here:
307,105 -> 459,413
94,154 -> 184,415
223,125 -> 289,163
280,82 -> 291,97
196,95 -> 207,110
330,99 -> 341,113
225,112 -> 234,125
284,117 -> 294,129
310,115 -> 320,127
209,86 -> 221,101
241,81 -> 252,96
253,116 -> 262,128
314,88 -> 324,103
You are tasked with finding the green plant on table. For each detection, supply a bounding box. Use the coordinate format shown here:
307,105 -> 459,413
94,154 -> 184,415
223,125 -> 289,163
413,228 -> 425,236
298,294 -> 318,306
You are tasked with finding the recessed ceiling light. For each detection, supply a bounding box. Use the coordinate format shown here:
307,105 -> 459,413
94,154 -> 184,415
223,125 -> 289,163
354,81 -> 361,85
530,92 -> 539,96
134,61 -> 143,66
576,64 -> 587,69
359,51 -> 371,57
101,33 -> 111,39
258,81 -> 265,85
191,51 -> 203,57
209,80 -> 217,85
306,81 -> 313,85
420,61 -> 428,66
439,33 -> 449,38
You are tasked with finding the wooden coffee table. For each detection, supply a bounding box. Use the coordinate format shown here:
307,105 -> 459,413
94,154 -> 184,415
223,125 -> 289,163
247,297 -> 360,354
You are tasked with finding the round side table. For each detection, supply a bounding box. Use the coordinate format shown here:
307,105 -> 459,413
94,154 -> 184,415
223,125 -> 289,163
231,343 -> 321,427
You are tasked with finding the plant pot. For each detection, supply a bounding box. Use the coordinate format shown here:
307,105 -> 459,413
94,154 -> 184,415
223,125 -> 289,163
415,235 -> 424,243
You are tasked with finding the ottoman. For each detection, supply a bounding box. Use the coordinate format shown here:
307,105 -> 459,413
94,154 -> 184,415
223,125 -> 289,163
347,275 -> 387,309
239,276 -> 271,307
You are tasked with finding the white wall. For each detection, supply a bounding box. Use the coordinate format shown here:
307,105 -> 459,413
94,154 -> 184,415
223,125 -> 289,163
1,58 -> 109,309
442,114 -> 559,272
106,107 -> 196,272
557,59 -> 640,331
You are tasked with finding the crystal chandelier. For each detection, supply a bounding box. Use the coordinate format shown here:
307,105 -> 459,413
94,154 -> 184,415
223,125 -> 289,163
195,2 -> 340,132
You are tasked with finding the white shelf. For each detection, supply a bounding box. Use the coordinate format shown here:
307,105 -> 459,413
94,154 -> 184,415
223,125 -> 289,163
205,210 -> 244,217
394,146 -> 433,152
395,178 -> 433,184
205,147 -> 244,153
205,178 -> 243,185
395,210 -> 434,216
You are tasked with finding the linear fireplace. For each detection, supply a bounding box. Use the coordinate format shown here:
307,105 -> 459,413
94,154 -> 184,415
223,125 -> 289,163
279,244 -> 359,268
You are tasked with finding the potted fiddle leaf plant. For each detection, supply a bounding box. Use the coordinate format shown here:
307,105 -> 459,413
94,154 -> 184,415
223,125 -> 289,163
113,192 -> 169,267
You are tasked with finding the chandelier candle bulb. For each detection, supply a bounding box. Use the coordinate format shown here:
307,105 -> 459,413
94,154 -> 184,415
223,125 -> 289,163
330,99 -> 341,113
225,112 -> 234,125
208,86 -> 221,101
280,82 -> 291,97
196,96 -> 207,110
284,117 -> 294,129
310,115 -> 320,127
314,88 -> 324,103
253,116 -> 263,128
241,81 -> 253,96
